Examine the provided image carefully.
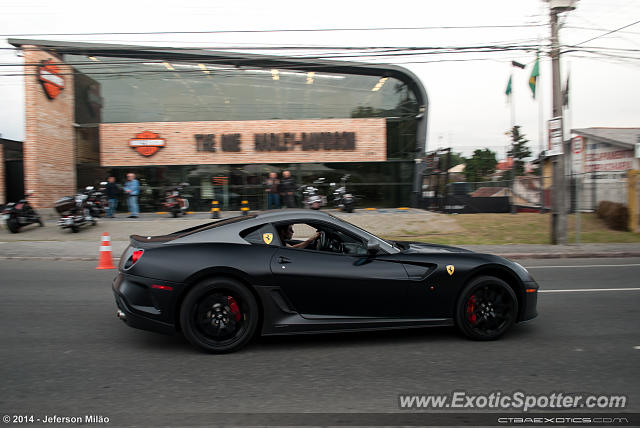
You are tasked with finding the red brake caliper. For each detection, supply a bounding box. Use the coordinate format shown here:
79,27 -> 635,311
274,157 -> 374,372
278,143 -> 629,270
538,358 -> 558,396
227,296 -> 242,321
466,295 -> 477,324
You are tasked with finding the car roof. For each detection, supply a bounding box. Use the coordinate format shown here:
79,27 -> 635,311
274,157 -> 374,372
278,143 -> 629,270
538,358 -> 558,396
253,209 -> 333,222
168,209 -> 398,253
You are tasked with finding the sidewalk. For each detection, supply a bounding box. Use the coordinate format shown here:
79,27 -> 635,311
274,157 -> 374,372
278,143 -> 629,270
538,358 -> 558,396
1,210 -> 639,260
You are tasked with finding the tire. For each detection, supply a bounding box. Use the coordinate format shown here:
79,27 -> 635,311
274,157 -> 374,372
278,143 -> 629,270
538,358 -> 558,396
172,210 -> 178,218
180,278 -> 259,353
6,218 -> 20,233
344,205 -> 354,213
455,276 -> 518,341
38,219 -> 44,227
71,225 -> 79,233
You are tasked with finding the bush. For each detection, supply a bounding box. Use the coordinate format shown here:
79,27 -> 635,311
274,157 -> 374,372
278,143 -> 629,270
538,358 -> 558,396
596,201 -> 629,231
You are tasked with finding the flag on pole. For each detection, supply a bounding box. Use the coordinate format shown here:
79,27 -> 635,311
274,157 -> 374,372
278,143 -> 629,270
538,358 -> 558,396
505,75 -> 513,96
562,72 -> 570,107
529,56 -> 539,99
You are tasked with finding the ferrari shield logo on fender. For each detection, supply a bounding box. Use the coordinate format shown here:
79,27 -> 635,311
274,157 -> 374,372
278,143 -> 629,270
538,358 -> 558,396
129,131 -> 166,157
262,233 -> 273,245
38,59 -> 65,100
446,265 -> 455,276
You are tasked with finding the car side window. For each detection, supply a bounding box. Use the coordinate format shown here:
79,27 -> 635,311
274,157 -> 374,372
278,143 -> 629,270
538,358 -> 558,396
240,223 -> 281,246
287,221 -> 368,255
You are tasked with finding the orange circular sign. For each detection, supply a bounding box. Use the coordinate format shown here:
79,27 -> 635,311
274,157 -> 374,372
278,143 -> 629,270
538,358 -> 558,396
38,59 -> 65,100
129,131 -> 166,157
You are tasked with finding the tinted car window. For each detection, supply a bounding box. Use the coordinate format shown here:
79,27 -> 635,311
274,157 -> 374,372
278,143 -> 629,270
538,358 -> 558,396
241,223 -> 281,246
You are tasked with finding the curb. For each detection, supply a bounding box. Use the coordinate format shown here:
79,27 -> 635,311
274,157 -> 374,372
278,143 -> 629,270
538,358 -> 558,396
495,252 -> 640,260
2,252 -> 640,262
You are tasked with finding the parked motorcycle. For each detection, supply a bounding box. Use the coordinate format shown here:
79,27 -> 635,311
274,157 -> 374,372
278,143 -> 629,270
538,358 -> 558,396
330,174 -> 356,213
1,191 -> 43,233
300,178 -> 327,210
162,183 -> 190,217
55,184 -> 106,233
87,182 -> 108,218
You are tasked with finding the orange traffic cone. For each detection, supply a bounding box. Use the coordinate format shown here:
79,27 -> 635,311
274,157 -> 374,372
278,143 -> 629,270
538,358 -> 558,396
97,232 -> 116,269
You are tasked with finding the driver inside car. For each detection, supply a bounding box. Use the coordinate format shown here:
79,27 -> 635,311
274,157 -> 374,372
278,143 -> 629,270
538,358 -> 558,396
277,224 -> 320,249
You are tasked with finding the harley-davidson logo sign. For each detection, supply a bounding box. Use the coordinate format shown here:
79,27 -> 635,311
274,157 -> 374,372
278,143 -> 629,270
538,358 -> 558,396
129,131 -> 166,157
38,60 -> 65,100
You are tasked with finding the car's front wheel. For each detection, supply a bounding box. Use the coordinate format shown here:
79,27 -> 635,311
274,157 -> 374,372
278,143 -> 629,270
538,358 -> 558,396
180,278 -> 258,353
455,276 -> 518,340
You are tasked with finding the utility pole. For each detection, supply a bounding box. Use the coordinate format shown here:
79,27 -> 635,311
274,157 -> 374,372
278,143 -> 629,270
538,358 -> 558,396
547,0 -> 576,244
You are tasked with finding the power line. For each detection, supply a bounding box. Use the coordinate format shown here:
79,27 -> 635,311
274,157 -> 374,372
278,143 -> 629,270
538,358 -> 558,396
0,24 -> 544,38
574,19 -> 640,46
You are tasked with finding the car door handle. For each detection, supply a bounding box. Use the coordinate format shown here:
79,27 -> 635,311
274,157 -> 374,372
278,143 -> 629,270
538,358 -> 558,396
278,256 -> 291,264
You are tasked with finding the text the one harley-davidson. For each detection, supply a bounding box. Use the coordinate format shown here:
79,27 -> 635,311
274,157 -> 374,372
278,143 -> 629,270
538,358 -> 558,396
1,191 -> 43,233
55,184 -> 107,232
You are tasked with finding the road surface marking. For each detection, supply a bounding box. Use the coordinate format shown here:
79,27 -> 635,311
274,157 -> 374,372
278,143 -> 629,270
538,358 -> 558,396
539,288 -> 640,293
527,264 -> 640,269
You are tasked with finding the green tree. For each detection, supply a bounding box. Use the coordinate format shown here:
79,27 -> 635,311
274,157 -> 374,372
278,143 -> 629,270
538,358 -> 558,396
507,125 -> 532,177
449,152 -> 466,168
464,148 -> 497,182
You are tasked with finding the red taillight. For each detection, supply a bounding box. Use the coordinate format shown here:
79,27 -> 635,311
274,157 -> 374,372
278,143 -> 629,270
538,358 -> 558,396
131,250 -> 143,264
151,284 -> 173,291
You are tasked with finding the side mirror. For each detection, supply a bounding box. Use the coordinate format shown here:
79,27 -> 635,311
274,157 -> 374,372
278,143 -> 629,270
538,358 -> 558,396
367,242 -> 380,256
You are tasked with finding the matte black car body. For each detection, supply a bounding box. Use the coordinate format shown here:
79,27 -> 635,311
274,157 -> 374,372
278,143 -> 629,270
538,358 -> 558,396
113,210 -> 538,350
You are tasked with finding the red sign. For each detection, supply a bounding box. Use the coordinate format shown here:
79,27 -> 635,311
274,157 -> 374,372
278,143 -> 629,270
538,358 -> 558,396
129,131 -> 166,157
572,136 -> 584,154
38,59 -> 65,100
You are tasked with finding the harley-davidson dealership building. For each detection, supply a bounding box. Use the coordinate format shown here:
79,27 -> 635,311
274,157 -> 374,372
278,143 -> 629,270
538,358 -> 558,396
8,39 -> 428,211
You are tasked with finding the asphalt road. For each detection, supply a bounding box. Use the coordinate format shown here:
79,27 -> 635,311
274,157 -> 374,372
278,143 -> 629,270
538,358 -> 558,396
0,258 -> 639,427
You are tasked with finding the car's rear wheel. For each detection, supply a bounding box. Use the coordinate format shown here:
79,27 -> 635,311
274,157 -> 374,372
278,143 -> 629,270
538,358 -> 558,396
455,276 -> 518,340
180,278 -> 258,353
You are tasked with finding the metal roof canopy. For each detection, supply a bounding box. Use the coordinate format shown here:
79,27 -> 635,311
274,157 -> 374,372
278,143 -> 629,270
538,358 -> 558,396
8,38 -> 428,108
572,127 -> 640,150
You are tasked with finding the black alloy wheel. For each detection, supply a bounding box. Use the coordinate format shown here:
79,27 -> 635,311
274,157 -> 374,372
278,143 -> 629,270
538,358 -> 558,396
180,278 -> 258,353
455,276 -> 518,340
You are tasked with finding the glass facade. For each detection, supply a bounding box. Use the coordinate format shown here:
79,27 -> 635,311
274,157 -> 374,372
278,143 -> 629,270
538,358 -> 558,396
67,53 -> 424,211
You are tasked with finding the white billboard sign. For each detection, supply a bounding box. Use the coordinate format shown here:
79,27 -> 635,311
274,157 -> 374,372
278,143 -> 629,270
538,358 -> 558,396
547,117 -> 563,156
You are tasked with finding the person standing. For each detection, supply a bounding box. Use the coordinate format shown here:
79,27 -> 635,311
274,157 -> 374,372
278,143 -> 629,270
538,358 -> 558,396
105,176 -> 120,218
265,172 -> 280,210
124,172 -> 140,218
280,170 -> 297,208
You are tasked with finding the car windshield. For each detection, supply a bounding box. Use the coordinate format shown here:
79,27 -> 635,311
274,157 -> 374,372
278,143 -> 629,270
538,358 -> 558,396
326,213 -> 401,251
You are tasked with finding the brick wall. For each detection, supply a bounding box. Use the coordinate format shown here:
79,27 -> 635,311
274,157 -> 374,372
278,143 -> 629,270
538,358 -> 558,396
24,46 -> 75,208
0,146 -> 4,205
100,118 -> 386,166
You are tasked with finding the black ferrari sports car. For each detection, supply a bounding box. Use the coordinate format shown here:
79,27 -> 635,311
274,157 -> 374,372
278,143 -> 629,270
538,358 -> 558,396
113,209 -> 538,353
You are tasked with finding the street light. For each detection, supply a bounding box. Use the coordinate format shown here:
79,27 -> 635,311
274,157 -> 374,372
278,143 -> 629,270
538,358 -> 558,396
545,0 -> 577,12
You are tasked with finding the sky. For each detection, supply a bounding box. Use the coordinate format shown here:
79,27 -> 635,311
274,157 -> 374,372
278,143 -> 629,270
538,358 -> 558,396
0,0 -> 638,159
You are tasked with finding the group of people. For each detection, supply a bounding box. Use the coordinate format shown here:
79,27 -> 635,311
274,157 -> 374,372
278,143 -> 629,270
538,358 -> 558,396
264,170 -> 297,210
102,170 -> 298,217
104,173 -> 140,218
